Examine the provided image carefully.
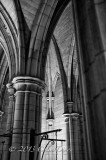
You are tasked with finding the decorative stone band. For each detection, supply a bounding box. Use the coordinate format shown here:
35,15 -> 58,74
63,112 -> 82,122
63,101 -> 82,121
70,112 -> 80,119
12,76 -> 46,92
14,90 -> 42,96
46,96 -> 55,101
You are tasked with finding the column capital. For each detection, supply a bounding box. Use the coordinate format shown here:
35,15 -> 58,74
12,76 -> 46,92
62,113 -> 71,123
70,112 -> 80,119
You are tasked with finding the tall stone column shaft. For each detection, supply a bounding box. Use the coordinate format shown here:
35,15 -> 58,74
46,95 -> 55,160
9,77 -> 45,160
70,114 -> 83,160
73,0 -> 106,159
63,102 -> 73,160
64,115 -> 71,160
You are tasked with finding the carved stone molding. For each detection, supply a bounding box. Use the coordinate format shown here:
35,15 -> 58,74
12,76 -> 46,96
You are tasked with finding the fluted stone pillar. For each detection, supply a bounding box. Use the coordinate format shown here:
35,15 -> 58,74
9,77 -> 45,160
2,83 -> 15,160
73,0 -> 106,159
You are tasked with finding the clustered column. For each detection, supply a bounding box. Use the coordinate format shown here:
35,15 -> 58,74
73,0 -> 106,159
63,101 -> 86,160
7,77 -> 45,160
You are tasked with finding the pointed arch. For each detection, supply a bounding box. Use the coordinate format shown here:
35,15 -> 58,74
26,0 -> 70,78
0,2 -> 22,78
40,0 -> 71,79
12,0 -> 25,74
27,0 -> 58,76
0,20 -> 17,80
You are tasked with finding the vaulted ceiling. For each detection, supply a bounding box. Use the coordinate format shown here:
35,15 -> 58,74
0,0 -> 78,92
45,2 -> 76,91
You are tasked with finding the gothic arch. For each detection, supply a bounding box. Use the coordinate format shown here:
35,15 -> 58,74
40,0 -> 71,79
27,0 -> 59,76
0,23 -> 14,80
0,3 -> 20,79
26,0 -> 71,78
12,0 -> 26,75
38,1 -> 72,113
1,0 -> 26,76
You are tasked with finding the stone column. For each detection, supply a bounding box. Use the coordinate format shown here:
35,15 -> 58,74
63,102 -> 85,160
2,83 -> 15,160
78,115 -> 86,160
46,93 -> 55,160
73,0 -> 106,159
9,77 -> 45,160
63,102 -> 73,160
63,114 -> 71,160
70,112 -> 82,160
